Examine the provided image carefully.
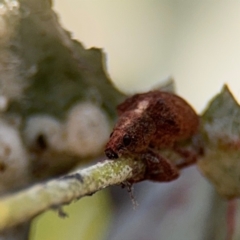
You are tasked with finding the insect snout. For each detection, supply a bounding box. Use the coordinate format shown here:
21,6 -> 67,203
105,148 -> 119,159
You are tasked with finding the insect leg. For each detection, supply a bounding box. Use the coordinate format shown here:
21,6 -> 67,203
174,134 -> 204,169
142,149 -> 179,182
173,147 -> 199,169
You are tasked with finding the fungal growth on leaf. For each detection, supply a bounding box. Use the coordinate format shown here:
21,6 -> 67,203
105,90 -> 200,182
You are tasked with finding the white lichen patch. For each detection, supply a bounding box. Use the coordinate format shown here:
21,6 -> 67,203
0,0 -> 29,101
0,119 -> 29,194
0,0 -> 19,42
0,51 -> 26,100
65,102 -> 110,157
0,95 -> 8,112
0,16 -> 7,40
23,115 -> 66,151
0,0 -> 19,14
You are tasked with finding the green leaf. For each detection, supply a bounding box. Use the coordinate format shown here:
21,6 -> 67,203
198,85 -> 240,199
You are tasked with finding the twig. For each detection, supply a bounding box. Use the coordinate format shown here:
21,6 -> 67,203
0,158 -> 146,231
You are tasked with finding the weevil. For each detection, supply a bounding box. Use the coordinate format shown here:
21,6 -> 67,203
105,90 -> 200,182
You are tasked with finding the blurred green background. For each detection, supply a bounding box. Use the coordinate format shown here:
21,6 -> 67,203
30,189 -> 112,240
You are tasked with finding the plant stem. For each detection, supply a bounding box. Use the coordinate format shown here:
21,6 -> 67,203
0,158 -> 145,231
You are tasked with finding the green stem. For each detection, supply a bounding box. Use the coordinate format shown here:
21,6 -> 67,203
0,158 -> 145,231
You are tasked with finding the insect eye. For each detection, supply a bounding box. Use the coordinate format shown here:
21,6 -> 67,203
122,134 -> 132,147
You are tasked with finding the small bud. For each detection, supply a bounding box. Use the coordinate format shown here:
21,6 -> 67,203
0,120 -> 29,194
66,102 -> 110,157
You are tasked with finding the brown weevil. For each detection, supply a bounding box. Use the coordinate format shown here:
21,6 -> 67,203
105,90 -> 200,183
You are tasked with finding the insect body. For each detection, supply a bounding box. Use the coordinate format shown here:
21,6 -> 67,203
105,90 -> 199,182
